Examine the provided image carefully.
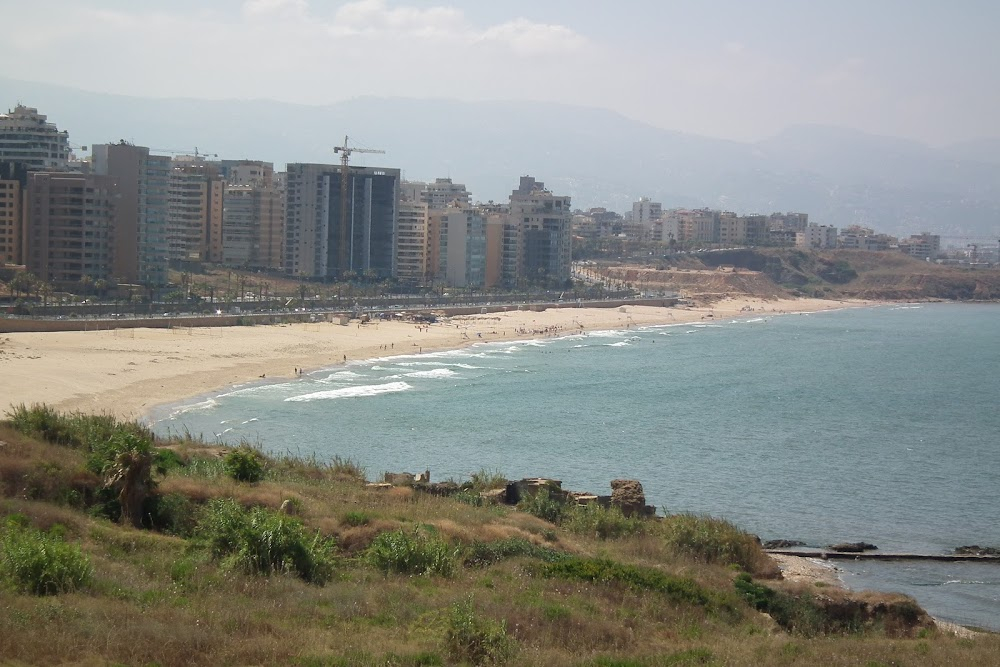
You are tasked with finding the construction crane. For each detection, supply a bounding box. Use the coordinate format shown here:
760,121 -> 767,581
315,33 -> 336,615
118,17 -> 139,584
150,147 -> 219,160
333,136 -> 385,275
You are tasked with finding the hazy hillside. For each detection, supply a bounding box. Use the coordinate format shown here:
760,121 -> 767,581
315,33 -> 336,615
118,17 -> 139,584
3,77 -> 999,239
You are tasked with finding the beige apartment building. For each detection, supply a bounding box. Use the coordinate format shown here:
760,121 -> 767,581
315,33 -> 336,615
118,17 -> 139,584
220,161 -> 282,269
396,200 -> 429,283
504,176 -> 572,286
167,161 -> 224,262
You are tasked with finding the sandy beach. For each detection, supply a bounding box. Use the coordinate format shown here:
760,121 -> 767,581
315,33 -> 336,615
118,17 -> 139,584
0,296 -> 876,421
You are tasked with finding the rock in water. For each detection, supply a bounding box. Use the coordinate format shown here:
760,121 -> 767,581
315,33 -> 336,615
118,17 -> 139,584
764,539 -> 807,549
828,541 -> 878,553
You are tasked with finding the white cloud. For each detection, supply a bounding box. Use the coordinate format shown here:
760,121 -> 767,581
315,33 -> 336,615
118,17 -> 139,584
332,0 -> 467,37
327,0 -> 586,53
478,18 -> 587,55
242,0 -> 308,21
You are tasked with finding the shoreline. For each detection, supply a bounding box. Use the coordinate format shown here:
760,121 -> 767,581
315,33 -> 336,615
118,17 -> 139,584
770,553 -> 989,638
0,296 -> 881,422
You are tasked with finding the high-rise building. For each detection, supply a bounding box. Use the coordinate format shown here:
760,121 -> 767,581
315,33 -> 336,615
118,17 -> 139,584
143,155 -> 171,285
401,178 -> 471,210
91,142 -> 170,285
284,163 -> 400,279
477,203 -> 507,288
219,161 -> 282,269
167,160 -> 224,262
24,172 -> 116,287
503,176 -> 571,286
0,162 -> 28,265
0,105 -> 70,171
437,206 -> 486,288
396,200 -> 429,284
424,178 -> 470,210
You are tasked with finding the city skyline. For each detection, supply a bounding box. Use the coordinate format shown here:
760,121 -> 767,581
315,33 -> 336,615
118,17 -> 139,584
3,0 -> 999,147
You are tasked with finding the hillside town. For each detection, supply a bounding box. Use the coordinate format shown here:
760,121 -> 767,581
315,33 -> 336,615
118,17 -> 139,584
1,104 -> 994,300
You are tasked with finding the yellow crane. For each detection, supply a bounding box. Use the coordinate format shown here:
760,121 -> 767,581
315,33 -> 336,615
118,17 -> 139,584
333,136 -> 385,275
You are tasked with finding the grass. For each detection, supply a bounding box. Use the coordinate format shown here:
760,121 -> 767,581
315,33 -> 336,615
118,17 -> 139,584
0,407 -> 998,665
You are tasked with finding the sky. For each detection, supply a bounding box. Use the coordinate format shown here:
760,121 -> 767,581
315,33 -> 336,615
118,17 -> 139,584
3,0 -> 998,145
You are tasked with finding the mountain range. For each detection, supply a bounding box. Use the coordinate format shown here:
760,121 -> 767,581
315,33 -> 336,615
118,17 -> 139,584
3,77 -> 998,240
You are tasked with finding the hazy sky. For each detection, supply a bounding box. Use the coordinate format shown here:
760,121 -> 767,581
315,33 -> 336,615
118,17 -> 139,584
3,0 -> 998,145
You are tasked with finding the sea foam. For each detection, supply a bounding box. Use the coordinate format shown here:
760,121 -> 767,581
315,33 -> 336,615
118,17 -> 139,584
285,381 -> 412,402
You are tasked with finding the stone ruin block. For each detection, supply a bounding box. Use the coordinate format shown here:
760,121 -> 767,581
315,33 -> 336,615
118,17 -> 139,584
609,479 -> 657,518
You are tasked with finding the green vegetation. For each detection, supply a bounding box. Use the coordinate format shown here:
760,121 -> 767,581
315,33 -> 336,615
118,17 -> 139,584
517,488 -> 644,540
0,515 -> 91,595
661,514 -> 779,577
539,557 -> 720,611
446,597 -> 517,665
222,445 -> 265,482
0,405 -> 990,665
367,528 -> 458,577
196,498 -> 335,584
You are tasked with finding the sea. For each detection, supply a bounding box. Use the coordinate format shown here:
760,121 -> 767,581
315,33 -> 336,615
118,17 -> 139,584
151,302 -> 1000,631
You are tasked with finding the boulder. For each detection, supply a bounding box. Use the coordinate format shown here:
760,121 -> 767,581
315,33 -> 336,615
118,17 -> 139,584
764,539 -> 807,549
610,479 -> 652,517
955,545 -> 1000,556
828,541 -> 878,553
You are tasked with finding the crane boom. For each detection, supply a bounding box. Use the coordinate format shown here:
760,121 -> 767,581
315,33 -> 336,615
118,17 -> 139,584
333,136 -> 386,275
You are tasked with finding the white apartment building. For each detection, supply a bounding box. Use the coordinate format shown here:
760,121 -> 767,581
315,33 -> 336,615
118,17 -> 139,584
632,197 -> 662,230
796,223 -> 838,249
0,105 -> 71,171
396,200 -> 429,283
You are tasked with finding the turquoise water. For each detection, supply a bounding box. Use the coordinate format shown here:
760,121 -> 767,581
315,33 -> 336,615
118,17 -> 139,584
152,303 -> 1000,629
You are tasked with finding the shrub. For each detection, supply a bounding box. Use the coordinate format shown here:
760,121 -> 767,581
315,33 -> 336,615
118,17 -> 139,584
223,445 -> 265,482
330,455 -> 367,482
564,502 -> 645,540
0,515 -> 92,595
463,538 -> 566,568
341,511 -> 371,527
144,492 -> 198,536
661,514 -> 777,577
468,468 -> 507,492
734,573 -> 825,635
367,528 -> 457,577
539,557 -> 718,609
445,597 -> 516,666
517,487 -> 567,524
196,498 -> 335,584
6,404 -> 154,453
